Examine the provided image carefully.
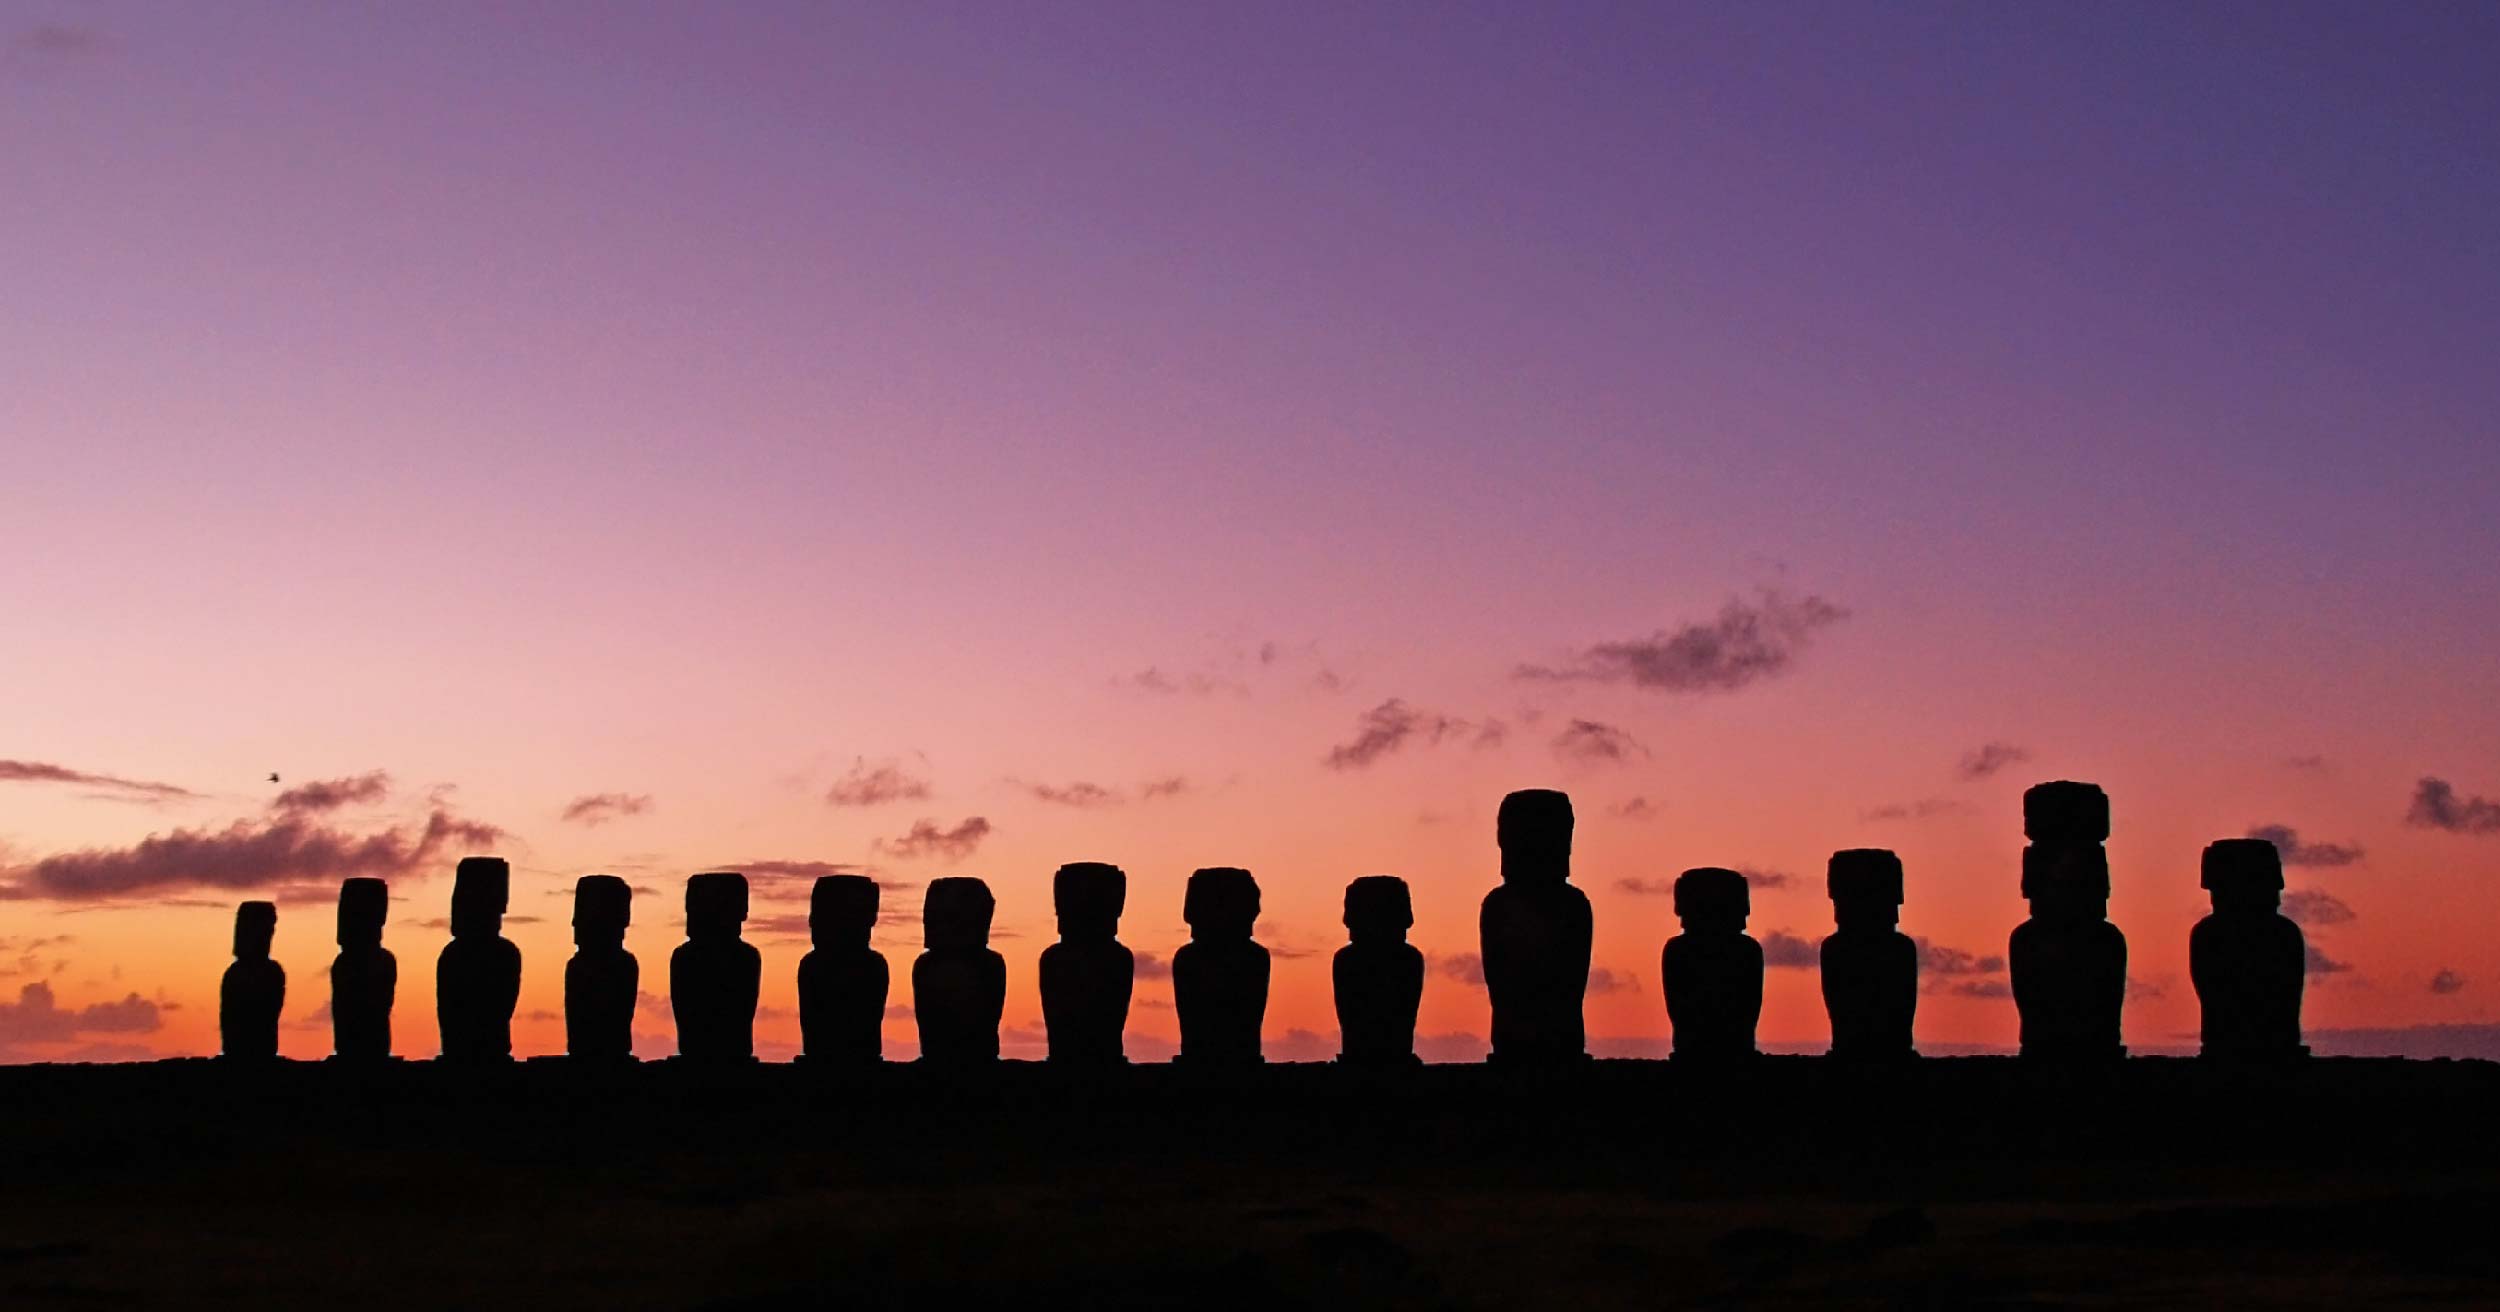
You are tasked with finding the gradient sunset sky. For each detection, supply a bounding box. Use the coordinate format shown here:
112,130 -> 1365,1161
6,2 -> 2499,1062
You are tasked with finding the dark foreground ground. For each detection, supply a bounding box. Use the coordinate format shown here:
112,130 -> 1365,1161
4,1057 -> 2496,1309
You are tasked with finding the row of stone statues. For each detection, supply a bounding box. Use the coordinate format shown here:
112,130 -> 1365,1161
218,781 -> 2312,1064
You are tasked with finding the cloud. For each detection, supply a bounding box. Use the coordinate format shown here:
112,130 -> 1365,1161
1134,950 -> 1172,980
1610,797 -> 1661,821
1915,939 -> 2007,977
560,792 -> 652,826
1860,799 -> 1971,823
1760,931 -> 1818,969
825,759 -> 932,808
731,859 -> 876,883
1951,980 -> 2013,999
2430,969 -> 2467,996
2304,1022 -> 2500,1060
1322,699 -> 1485,771
1514,590 -> 1847,694
1956,742 -> 2030,781
10,801 -> 505,901
1551,719 -> 1646,766
2406,777 -> 2500,834
1139,776 -> 1191,800
14,24 -> 108,57
0,980 -> 162,1046
2247,824 -> 2363,868
1434,952 -> 1485,988
2305,944 -> 2352,976
1737,868 -> 1793,890
1615,876 -> 1676,896
1113,667 -> 1246,698
876,817 -> 992,862
1585,966 -> 1639,995
271,772 -> 393,815
1019,780 -> 1121,808
2279,888 -> 2356,927
0,759 -> 199,804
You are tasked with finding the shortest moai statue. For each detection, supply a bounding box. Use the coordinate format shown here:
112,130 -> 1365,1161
1821,849 -> 1917,1059
1174,867 -> 1270,1065
2010,782 -> 2127,1061
672,872 -> 761,1062
330,877 -> 397,1061
2191,838 -> 2307,1060
1334,875 -> 1423,1067
1662,868 -> 1763,1060
914,877 -> 1006,1063
1040,862 -> 1134,1065
798,874 -> 887,1063
221,901 -> 285,1061
437,856 -> 522,1062
565,875 -> 638,1061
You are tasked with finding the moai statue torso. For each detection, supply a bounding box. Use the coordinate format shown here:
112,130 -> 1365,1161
2009,783 -> 2127,1060
914,877 -> 1006,1063
1039,862 -> 1134,1065
2191,838 -> 2307,1060
1334,875 -> 1424,1067
436,856 -> 522,1061
220,901 -> 284,1061
671,872 -> 761,1062
1662,868 -> 1763,1060
1820,848 -> 1917,1059
564,874 -> 638,1061
1480,789 -> 1593,1066
1173,867 -> 1269,1065
330,877 -> 396,1061
798,874 -> 887,1062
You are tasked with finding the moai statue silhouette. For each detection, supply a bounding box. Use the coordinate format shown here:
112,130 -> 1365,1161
436,855 -> 522,1061
1662,868 -> 1763,1060
330,877 -> 396,1061
1175,867 -> 1269,1064
564,875 -> 638,1061
1821,849 -> 1917,1059
1334,875 -> 1423,1067
671,871 -> 761,1062
914,877 -> 1006,1063
2191,838 -> 2308,1060
220,901 -> 284,1061
2009,782 -> 2127,1060
1481,789 -> 1593,1066
1040,862 -> 1134,1064
798,874 -> 887,1063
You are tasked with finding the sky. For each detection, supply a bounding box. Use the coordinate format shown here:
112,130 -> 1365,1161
4,1 -> 2499,1063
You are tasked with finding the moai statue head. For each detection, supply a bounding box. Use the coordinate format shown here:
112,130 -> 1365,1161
923,877 -> 996,952
337,878 -> 388,950
1673,868 -> 1750,934
573,874 -> 631,951
1184,867 -> 1260,941
2201,838 -> 2284,914
1496,789 -> 1574,885
450,856 -> 510,939
1343,875 -> 1414,944
2021,844 -> 2111,923
2023,781 -> 2111,846
1053,862 -> 1126,942
685,872 -> 749,940
233,901 -> 278,959
1827,849 -> 1904,931
810,874 -> 878,950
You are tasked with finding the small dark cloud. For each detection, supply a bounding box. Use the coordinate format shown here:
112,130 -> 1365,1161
1737,868 -> 1793,890
1322,699 -> 1479,771
1615,876 -> 1675,897
414,915 -> 544,931
876,817 -> 992,863
2406,777 -> 2500,834
1134,950 -> 1172,980
883,1003 -> 913,1021
1915,939 -> 2007,977
272,772 -> 392,815
0,980 -> 162,1045
2305,944 -> 2352,976
1760,930 -> 1817,969
1610,797 -> 1661,821
1956,742 -> 2030,781
1020,780 -> 1121,808
1514,590 -> 1847,694
2430,969 -> 2467,996
1434,952 -> 1485,988
2126,975 -> 2166,1002
15,24 -> 108,57
0,759 -> 199,804
2280,888 -> 2356,927
1952,979 -> 2013,999
2248,824 -> 2363,868
825,759 -> 932,808
1113,667 -> 1246,698
1139,776 -> 1191,800
1551,719 -> 1646,766
560,792 -> 652,826
1860,799 -> 1970,823
1585,966 -> 1638,995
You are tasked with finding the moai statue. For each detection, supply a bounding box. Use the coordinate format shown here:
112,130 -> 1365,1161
914,877 -> 1006,1063
2009,782 -> 2127,1060
564,875 -> 638,1061
671,871 -> 761,1062
798,874 -> 887,1063
2191,838 -> 2308,1060
1334,875 -> 1424,1067
1039,862 -> 1134,1064
220,901 -> 284,1061
1662,868 -> 1763,1060
1821,849 -> 1917,1059
1480,789 -> 1593,1066
1174,867 -> 1269,1064
436,855 -> 522,1062
330,877 -> 396,1061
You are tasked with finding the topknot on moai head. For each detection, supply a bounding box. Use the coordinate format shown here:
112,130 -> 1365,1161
2200,838 -> 2285,908
233,900 -> 278,957
573,874 -> 632,932
1673,867 -> 1750,927
2020,843 -> 2111,911
337,877 -> 389,946
1827,849 -> 1904,907
450,856 -> 510,937
1053,862 -> 1127,938
1184,867 -> 1261,939
2023,781 -> 2111,845
685,872 -> 749,936
809,874 -> 879,943
1496,789 -> 1574,883
1343,875 -> 1414,936
922,877 -> 996,951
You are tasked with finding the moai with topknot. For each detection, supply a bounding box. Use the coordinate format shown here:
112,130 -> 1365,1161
565,875 -> 638,1061
2191,838 -> 2308,1060
436,856 -> 522,1061
672,872 -> 761,1062
1174,867 -> 1269,1065
1662,868 -> 1763,1060
798,874 -> 887,1063
1039,862 -> 1134,1064
220,901 -> 284,1061
1334,875 -> 1423,1067
1480,789 -> 1593,1066
330,877 -> 396,1061
1821,849 -> 1917,1059
914,877 -> 1006,1063
2009,782 -> 2127,1060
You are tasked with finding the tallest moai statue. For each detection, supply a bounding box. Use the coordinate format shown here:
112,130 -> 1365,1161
2009,782 -> 2127,1060
1481,789 -> 1592,1067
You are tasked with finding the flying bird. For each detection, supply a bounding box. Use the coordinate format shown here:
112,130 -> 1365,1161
268,773 -> 281,784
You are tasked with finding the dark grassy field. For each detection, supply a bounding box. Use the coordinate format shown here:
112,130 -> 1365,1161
5,1057 -> 2496,1308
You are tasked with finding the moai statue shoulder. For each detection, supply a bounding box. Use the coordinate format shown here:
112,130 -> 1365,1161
798,874 -> 887,1063
2009,783 -> 2126,1061
330,877 -> 396,1061
1040,862 -> 1134,1065
221,901 -> 284,1061
2191,838 -> 2306,1060
1174,867 -> 1268,1065
671,872 -> 761,1062
914,877 -> 1006,1063
1821,849 -> 1916,1059
565,874 -> 638,1061
1480,789 -> 1593,1067
1334,875 -> 1423,1067
1662,867 -> 1762,1060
